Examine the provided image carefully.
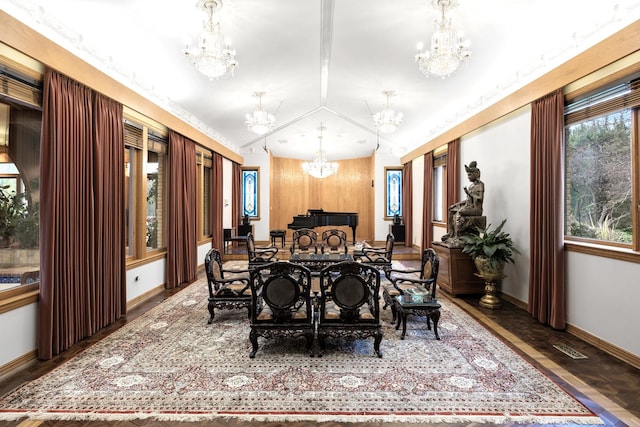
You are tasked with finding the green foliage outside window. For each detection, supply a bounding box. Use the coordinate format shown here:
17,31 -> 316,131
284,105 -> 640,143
565,110 -> 632,243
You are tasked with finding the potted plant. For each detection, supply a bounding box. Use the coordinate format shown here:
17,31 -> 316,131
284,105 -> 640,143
460,219 -> 520,279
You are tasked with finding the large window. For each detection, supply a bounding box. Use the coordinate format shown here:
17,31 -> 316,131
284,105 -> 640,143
564,79 -> 639,248
124,119 -> 167,259
146,139 -> 167,251
0,64 -> 42,294
433,154 -> 447,223
384,167 -> 402,219
0,101 -> 42,293
197,151 -> 212,239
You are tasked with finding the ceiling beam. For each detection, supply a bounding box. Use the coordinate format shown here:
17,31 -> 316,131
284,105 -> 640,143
320,0 -> 334,106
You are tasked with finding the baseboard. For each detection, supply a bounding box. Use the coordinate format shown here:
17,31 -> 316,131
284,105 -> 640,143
499,292 -> 640,370
565,323 -> 640,370
0,349 -> 37,382
126,284 -> 165,311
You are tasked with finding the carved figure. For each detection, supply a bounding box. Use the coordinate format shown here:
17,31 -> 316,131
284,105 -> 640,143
441,161 -> 486,247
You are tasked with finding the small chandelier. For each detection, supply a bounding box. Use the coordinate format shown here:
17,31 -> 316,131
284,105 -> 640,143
302,124 -> 339,179
184,0 -> 238,80
245,92 -> 275,135
415,0 -> 471,78
373,90 -> 403,134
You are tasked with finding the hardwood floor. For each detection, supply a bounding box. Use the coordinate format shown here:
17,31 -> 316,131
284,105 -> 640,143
0,251 -> 638,427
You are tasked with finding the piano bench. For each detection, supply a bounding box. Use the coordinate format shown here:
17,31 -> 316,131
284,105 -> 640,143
270,230 -> 286,247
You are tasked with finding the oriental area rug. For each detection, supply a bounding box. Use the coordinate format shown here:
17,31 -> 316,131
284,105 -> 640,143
0,264 -> 602,424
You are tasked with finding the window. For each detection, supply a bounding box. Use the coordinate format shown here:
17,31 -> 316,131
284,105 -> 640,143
124,119 -> 167,259
124,146 -> 136,258
564,79 -> 639,248
384,167 -> 402,219
241,167 -> 259,218
145,134 -> 167,251
197,151 -> 212,238
0,100 -> 42,293
433,154 -> 447,223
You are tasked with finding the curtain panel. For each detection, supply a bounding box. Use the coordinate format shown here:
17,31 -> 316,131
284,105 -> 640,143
167,131 -> 198,289
211,153 -> 224,253
446,138 -> 460,212
422,152 -> 434,251
402,162 -> 413,247
529,89 -> 566,329
39,69 -> 125,360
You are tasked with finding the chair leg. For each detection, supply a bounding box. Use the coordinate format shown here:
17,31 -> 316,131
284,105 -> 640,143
249,329 -> 259,358
374,329 -> 383,358
305,332 -> 315,357
207,300 -> 215,324
317,333 -> 326,358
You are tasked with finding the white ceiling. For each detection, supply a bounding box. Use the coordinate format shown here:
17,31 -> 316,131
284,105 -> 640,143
3,0 -> 640,161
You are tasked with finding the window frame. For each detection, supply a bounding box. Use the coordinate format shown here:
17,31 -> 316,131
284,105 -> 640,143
384,167 -> 403,220
563,78 -> 640,254
197,150 -> 213,240
433,153 -> 447,224
241,166 -> 260,220
123,117 -> 169,263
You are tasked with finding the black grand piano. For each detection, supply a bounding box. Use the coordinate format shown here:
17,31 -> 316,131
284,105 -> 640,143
287,209 -> 358,244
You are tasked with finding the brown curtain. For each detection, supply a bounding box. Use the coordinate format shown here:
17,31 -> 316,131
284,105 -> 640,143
232,162 -> 241,231
167,131 -> 197,289
211,153 -> 224,253
402,162 -> 412,247
529,89 -> 566,329
446,138 -> 460,211
422,152 -> 434,251
39,69 -> 125,360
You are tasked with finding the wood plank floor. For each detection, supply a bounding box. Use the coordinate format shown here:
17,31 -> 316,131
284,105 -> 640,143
0,253 -> 638,427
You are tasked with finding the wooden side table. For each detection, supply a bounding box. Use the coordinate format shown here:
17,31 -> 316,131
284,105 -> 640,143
394,295 -> 442,340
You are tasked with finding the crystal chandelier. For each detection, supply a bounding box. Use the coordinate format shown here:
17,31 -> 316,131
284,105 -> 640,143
184,0 -> 238,80
245,92 -> 275,135
302,124 -> 339,179
373,90 -> 403,134
415,0 -> 471,78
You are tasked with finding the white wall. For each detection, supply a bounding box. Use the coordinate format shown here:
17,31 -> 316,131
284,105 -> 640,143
242,151 -> 271,241
429,105 -> 640,358
374,151 -> 402,241
222,158 -> 233,228
566,252 -> 640,356
126,259 -> 166,303
460,106 -> 531,302
411,157 -> 424,248
0,302 -> 38,371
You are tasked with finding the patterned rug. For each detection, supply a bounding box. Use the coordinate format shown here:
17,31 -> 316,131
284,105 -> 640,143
0,263 -> 602,424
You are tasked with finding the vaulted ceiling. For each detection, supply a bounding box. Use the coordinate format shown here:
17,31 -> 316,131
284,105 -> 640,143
3,0 -> 639,161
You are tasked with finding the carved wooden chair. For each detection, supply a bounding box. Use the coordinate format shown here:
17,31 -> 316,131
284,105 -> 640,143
204,248 -> 251,324
246,232 -> 279,269
356,233 -> 394,269
289,228 -> 318,254
317,261 -> 383,357
383,248 -> 439,322
248,261 -> 315,358
321,229 -> 348,254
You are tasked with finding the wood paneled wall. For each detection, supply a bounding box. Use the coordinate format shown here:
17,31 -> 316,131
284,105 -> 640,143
270,154 -> 374,242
